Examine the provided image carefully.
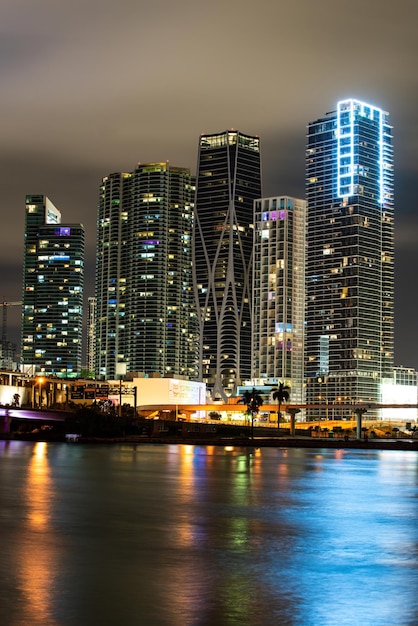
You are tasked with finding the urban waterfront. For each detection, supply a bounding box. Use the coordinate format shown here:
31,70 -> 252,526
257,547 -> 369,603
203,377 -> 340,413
0,442 -> 417,626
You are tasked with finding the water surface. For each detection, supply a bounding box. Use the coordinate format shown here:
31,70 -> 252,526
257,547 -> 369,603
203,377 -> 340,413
0,441 -> 417,625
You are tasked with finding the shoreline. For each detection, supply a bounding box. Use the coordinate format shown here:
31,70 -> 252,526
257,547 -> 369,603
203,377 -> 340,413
78,436 -> 418,451
2,433 -> 418,451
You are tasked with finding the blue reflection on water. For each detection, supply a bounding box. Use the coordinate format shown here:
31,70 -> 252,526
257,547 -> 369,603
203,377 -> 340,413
0,442 -> 417,626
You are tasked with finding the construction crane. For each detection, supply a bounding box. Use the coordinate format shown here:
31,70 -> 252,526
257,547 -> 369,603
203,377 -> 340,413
0,299 -> 22,344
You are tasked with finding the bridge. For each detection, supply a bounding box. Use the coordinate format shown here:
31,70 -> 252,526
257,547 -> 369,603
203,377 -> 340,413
0,403 -> 415,440
168,402 -> 418,412
137,402 -> 417,439
0,407 -> 67,434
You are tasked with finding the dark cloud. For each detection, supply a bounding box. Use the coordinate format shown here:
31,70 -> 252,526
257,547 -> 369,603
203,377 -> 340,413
261,132 -> 306,199
1,0 -> 418,368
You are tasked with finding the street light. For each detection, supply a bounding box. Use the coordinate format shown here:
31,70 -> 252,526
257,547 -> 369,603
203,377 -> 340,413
318,376 -> 329,422
318,377 -> 323,430
37,377 -> 45,409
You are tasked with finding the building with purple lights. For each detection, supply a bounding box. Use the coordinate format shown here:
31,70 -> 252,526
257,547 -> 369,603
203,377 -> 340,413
21,195 -> 84,376
251,196 -> 306,406
95,163 -> 197,380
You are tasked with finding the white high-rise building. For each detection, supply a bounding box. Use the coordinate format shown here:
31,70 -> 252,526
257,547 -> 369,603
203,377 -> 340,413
86,296 -> 96,374
252,196 -> 306,406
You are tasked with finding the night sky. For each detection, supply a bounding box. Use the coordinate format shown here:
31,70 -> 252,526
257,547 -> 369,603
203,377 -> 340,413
2,0 -> 418,369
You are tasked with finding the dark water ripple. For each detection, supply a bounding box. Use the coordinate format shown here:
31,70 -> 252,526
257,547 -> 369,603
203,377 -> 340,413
0,441 -> 417,626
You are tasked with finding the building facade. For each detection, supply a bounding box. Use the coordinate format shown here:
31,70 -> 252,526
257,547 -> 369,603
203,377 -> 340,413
252,196 -> 306,406
86,296 -> 96,373
0,299 -> 20,371
381,367 -> 418,423
193,130 -> 262,400
95,163 -> 197,380
305,99 -> 394,418
21,195 -> 84,376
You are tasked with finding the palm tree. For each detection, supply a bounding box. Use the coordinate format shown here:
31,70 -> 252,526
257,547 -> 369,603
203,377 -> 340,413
272,382 -> 290,429
239,388 -> 264,439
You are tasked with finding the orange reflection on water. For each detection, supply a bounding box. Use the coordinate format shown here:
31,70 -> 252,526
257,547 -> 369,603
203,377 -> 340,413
17,442 -> 58,625
26,442 -> 52,529
177,444 -> 195,487
172,445 -> 200,548
163,445 -> 257,624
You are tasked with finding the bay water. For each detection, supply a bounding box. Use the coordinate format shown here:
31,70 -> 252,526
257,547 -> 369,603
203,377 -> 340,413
0,441 -> 417,625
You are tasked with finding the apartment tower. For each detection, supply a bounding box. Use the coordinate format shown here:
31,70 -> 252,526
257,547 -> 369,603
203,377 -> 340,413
95,163 -> 196,380
305,99 -> 394,418
193,130 -> 262,400
86,296 -> 96,374
21,195 -> 84,376
252,196 -> 306,405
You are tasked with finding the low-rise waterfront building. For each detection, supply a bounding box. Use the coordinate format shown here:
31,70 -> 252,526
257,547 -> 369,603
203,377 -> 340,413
380,367 -> 418,423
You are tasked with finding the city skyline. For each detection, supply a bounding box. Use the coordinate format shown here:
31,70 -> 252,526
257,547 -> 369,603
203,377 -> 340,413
1,0 -> 418,369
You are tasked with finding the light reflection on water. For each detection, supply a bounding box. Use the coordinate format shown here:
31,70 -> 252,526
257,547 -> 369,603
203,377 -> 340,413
0,441 -> 417,626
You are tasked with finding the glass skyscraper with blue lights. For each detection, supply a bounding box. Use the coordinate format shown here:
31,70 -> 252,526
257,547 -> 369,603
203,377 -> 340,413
305,99 -> 394,418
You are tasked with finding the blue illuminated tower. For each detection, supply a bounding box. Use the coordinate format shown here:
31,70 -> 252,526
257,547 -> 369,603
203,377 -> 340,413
306,99 -> 394,418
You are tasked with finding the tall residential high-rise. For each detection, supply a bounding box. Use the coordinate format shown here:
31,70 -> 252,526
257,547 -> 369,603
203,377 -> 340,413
21,195 -> 84,376
193,130 -> 262,400
306,99 -> 394,418
95,162 -> 196,380
252,196 -> 306,405
86,296 -> 96,373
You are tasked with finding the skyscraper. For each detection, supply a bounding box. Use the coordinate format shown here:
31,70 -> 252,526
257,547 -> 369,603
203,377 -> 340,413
86,296 -> 96,373
252,196 -> 306,405
95,162 -> 196,380
193,130 -> 262,400
95,171 -> 130,380
306,99 -> 394,418
22,195 -> 84,376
